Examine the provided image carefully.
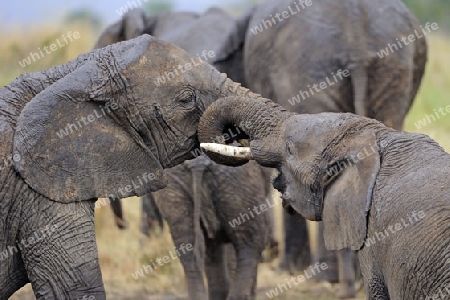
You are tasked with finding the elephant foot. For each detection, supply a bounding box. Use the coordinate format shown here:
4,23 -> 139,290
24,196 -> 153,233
337,281 -> 356,299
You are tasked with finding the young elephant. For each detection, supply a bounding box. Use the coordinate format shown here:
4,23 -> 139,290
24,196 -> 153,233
199,97 -> 450,299
151,155 -> 274,300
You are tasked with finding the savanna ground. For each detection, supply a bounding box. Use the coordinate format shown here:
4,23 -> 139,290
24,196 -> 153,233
2,22 -> 450,300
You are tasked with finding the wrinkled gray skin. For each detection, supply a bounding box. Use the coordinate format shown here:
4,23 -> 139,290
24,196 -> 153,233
0,35 -> 261,299
213,0 -> 427,293
198,97 -> 450,300
151,155 -> 273,300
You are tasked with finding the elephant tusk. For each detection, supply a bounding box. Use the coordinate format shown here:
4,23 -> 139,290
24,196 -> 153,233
200,143 -> 254,160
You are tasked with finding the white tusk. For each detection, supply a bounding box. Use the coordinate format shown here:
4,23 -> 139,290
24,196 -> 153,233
200,143 -> 254,160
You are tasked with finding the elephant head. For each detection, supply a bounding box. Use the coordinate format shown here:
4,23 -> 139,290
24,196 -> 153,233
12,35 -> 258,204
198,97 -> 387,251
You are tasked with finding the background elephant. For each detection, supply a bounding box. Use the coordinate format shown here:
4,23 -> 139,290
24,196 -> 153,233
210,0 -> 427,295
0,35 -> 266,298
150,155 -> 274,300
198,96 -> 450,300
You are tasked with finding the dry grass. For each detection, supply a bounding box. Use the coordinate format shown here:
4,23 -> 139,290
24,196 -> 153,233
2,24 -> 449,299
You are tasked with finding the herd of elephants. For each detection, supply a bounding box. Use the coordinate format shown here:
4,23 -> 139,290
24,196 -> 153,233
1,0 -> 449,299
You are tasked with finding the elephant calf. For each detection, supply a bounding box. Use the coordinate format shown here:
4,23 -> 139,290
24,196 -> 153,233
199,97 -> 450,300
151,155 -> 274,300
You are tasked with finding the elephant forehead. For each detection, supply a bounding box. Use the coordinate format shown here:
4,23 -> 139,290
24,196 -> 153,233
286,113 -> 356,142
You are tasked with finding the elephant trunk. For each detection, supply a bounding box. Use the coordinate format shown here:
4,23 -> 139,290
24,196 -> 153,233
198,97 -> 291,167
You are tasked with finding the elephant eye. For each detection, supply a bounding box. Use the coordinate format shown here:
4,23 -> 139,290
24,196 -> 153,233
176,87 -> 196,104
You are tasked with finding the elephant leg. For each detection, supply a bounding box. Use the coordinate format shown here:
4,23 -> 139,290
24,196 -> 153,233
150,193 -> 164,231
227,246 -> 259,300
19,199 -> 105,299
279,211 -> 311,273
109,197 -> 127,229
314,222 -> 339,283
176,234 -> 207,300
205,242 -> 230,300
337,249 -> 356,299
141,193 -> 164,237
357,251 -> 390,300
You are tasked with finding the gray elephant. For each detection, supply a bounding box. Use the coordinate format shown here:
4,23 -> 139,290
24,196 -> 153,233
212,0 -> 427,293
150,155 -> 274,300
0,35 -> 265,299
198,96 -> 450,300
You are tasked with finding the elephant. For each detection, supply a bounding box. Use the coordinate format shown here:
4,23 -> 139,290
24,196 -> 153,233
198,96 -> 450,300
150,155 -> 274,300
0,34 -> 266,299
211,0 -> 427,293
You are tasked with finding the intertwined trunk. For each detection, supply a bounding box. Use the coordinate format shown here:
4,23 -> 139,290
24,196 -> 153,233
198,96 -> 291,167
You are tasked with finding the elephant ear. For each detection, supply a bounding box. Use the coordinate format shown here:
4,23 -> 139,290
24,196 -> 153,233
322,132 -> 380,251
13,59 -> 166,203
94,8 -> 147,48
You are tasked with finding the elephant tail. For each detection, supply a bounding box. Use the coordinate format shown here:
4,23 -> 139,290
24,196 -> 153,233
187,158 -> 210,272
350,65 -> 368,117
345,0 -> 368,117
